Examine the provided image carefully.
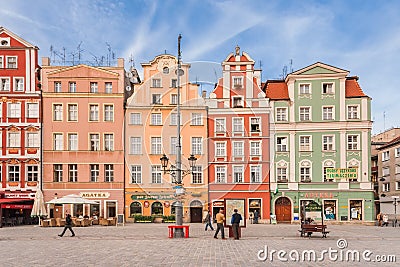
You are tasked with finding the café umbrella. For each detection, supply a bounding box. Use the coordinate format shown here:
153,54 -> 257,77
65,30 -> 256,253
31,189 -> 48,225
47,194 -> 99,205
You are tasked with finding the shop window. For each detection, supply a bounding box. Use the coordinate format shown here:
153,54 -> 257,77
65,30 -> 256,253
151,201 -> 163,215
323,200 -> 336,220
349,200 -> 362,220
130,202 -> 142,216
106,201 -> 116,218
90,204 -> 100,217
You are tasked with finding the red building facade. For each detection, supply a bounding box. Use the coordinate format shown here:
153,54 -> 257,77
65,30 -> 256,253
0,27 -> 41,224
205,46 -> 271,222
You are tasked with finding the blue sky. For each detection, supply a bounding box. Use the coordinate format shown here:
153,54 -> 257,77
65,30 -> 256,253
1,0 -> 399,134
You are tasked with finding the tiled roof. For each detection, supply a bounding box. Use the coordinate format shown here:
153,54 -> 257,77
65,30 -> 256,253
345,77 -> 367,97
378,135 -> 400,150
264,80 -> 289,100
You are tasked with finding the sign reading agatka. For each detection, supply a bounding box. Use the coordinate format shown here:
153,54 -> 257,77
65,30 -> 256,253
80,192 -> 110,198
326,168 -> 357,179
304,192 -> 334,199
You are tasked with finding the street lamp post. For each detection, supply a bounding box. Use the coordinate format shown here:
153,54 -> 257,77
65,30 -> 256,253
159,34 -> 197,238
392,196 -> 399,227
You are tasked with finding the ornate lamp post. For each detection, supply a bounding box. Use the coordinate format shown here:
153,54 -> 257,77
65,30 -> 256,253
159,34 -> 197,237
392,196 -> 399,227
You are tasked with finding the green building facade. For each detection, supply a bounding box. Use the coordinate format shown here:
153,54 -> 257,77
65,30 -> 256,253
264,62 -> 374,224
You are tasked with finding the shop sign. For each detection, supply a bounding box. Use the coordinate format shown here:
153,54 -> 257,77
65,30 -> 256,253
304,192 -> 333,199
164,201 -> 170,208
131,194 -> 175,200
144,201 -> 150,208
5,193 -> 34,199
80,192 -> 110,198
326,168 -> 357,179
1,204 -> 33,209
213,201 -> 224,207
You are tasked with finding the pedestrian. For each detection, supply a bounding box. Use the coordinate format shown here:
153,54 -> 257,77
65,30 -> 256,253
253,210 -> 259,224
377,212 -> 383,227
204,210 -> 214,231
213,209 -> 226,239
58,213 -> 75,237
382,214 -> 389,227
231,209 -> 242,240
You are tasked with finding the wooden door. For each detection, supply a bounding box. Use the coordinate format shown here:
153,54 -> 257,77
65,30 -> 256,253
275,197 -> 292,223
190,207 -> 202,223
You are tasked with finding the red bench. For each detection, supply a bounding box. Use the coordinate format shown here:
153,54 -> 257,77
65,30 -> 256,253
168,225 -> 190,238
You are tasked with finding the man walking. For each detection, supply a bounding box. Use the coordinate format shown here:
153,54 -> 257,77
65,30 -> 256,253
204,210 -> 214,231
231,209 -> 242,240
213,209 -> 226,239
58,213 -> 75,237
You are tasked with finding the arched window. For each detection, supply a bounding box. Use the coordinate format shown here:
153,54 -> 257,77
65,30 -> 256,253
323,160 -> 335,182
151,201 -> 163,215
130,201 -> 142,216
299,160 -> 312,182
347,159 -> 359,182
163,67 -> 169,74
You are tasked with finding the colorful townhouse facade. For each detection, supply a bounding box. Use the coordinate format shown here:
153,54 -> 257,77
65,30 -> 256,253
124,54 -> 208,223
41,57 -> 127,219
266,62 -> 374,224
0,27 -> 41,225
205,47 -> 271,222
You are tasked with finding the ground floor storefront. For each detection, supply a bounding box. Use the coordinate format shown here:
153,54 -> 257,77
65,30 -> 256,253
271,190 -> 375,224
0,191 -> 36,227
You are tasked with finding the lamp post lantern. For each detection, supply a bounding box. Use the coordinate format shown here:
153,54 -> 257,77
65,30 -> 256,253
159,34 -> 197,237
392,196 -> 399,227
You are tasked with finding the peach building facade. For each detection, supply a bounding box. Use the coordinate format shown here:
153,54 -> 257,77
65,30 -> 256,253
125,54 -> 208,223
41,58 -> 126,219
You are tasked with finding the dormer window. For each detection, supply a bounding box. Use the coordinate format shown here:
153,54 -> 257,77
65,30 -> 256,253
163,67 -> 169,74
0,37 -> 10,47
233,96 -> 243,108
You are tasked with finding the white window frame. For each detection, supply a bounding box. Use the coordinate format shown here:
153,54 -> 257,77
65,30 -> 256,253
26,165 -> 39,182
53,133 -> 63,150
347,105 -> 359,120
130,113 -> 142,125
90,82 -> 98,93
191,166 -> 203,184
322,135 -> 334,151
104,164 -> 114,182
232,141 -> 244,157
90,164 -> 100,182
322,106 -> 334,120
300,166 -> 311,182
347,135 -> 359,150
170,137 -> 177,155
13,77 -> 24,91
151,165 -> 162,183
299,136 -> 311,151
322,82 -> 334,94
6,56 -> 17,69
152,79 -> 161,88
250,141 -> 261,156
90,133 -> 100,151
191,113 -> 203,126
8,165 -> 20,182
382,151 -> 390,161
131,165 -> 142,183
151,137 -> 162,154
26,132 -> 39,147
276,107 -> 288,122
191,137 -> 202,155
171,79 -> 177,88
277,167 -> 287,182
54,82 -> 62,92
250,117 -> 261,132
8,103 -> 21,118
232,96 -> 243,108
0,56 -> 3,68
26,103 -> 39,118
151,113 -> 162,125
130,137 -> 142,154
152,93 -> 162,104
8,132 -> 21,147
299,107 -> 311,121
232,117 -> 244,133
104,133 -> 114,151
215,118 -> 226,133
68,133 -> 78,151
68,104 -> 78,121
0,77 -> 10,91
396,147 -> 400,158
89,104 -> 99,121
215,166 -> 227,183
299,83 -> 311,94
250,165 -> 261,183
104,104 -> 114,121
68,164 -> 78,182
69,82 -> 76,93
215,142 -> 226,157
105,82 -> 112,93
232,76 -> 243,88
233,165 -> 244,183
383,183 -> 390,192
277,136 -> 288,152
171,94 -> 178,104
396,181 -> 400,191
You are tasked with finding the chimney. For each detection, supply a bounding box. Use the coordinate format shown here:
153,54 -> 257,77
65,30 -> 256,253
42,57 -> 50,66
202,90 -> 207,98
117,58 -> 124,68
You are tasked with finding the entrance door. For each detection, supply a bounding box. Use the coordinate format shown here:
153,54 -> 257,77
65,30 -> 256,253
275,197 -> 292,223
190,207 -> 202,223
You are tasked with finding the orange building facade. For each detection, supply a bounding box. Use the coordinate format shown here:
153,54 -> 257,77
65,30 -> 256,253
41,57 -> 127,219
206,47 -> 271,222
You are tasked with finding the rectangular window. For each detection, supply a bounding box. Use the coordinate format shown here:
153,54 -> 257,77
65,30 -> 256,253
277,137 -> 287,152
8,132 -> 20,147
382,167 -> 390,177
300,167 -> 311,182
105,82 -> 112,93
233,165 -> 244,183
152,94 -> 162,104
233,117 -> 244,133
277,167 -> 287,182
348,106 -> 359,119
299,107 -> 310,121
250,165 -> 261,183
215,118 -> 226,133
0,56 -> 3,68
130,137 -> 142,154
27,165 -> 39,182
90,164 -> 100,182
151,165 -> 162,183
152,79 -> 161,88
90,134 -> 100,151
69,82 -> 76,93
396,181 -> 400,191
347,135 -> 358,150
68,104 -> 78,121
250,141 -> 261,156
151,113 -> 162,125
250,117 -> 261,132
233,77 -> 243,88
131,165 -> 142,183
89,105 -> 99,121
233,96 -> 243,108
8,103 -> 21,118
104,105 -> 114,121
382,151 -> 390,161
191,137 -> 202,155
104,134 -> 114,151
191,113 -> 203,125
396,148 -> 400,158
68,164 -> 78,182
322,83 -> 333,94
171,79 -> 177,88
7,56 -> 17,68
323,107 -> 334,120
276,108 -> 287,122
53,164 -> 63,182
299,136 -> 311,151
216,166 -> 226,183
232,141 -> 244,157
299,84 -> 310,94
170,137 -> 177,155
54,82 -> 62,92
53,133 -> 63,150
192,166 -> 203,184
151,137 -> 162,154
171,94 -> 178,104
8,166 -> 20,182
14,77 -> 24,91
27,132 -> 39,147
0,77 -> 10,91
68,133 -> 78,151
322,135 -> 334,151
383,183 -> 390,192
27,103 -> 39,118
104,164 -> 113,182
130,113 -> 142,124
90,82 -> 98,93
53,104 -> 63,121
215,142 -> 226,157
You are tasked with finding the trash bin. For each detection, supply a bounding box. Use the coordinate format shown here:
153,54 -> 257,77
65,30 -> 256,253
228,225 -> 241,238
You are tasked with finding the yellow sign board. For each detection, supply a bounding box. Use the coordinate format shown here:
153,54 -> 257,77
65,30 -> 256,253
326,168 -> 357,179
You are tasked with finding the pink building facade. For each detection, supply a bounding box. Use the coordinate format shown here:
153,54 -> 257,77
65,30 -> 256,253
41,58 -> 126,219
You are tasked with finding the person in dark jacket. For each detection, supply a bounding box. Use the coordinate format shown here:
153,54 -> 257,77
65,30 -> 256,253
58,213 -> 75,237
231,209 -> 242,240
204,211 -> 214,231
